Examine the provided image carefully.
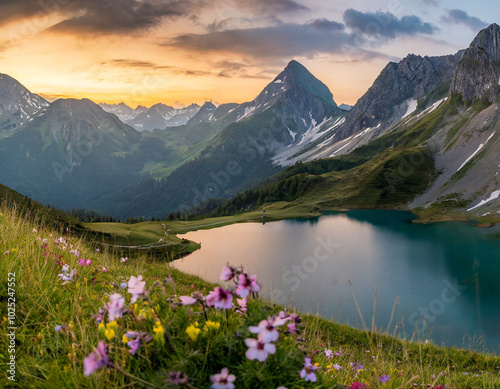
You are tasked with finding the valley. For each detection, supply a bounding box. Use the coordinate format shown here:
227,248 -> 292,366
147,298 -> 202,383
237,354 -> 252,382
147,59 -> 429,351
2,26 -> 500,223
2,11 -> 500,388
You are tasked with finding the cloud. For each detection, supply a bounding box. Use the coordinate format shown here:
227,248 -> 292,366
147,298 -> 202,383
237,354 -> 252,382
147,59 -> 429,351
441,9 -> 488,32
0,0 -> 208,35
308,18 -> 345,31
51,0 -> 205,35
233,0 -> 309,14
99,58 -> 257,78
343,9 -> 438,38
163,20 -> 366,59
101,59 -> 173,70
0,0 -> 44,25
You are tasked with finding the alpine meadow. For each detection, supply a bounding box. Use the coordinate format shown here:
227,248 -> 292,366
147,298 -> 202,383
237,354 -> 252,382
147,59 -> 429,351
1,1 -> 500,389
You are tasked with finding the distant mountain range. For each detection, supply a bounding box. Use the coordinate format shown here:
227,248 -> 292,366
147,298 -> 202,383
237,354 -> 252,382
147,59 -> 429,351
0,23 -> 499,219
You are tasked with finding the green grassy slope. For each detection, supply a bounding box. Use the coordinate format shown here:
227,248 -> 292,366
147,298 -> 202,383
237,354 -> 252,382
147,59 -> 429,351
1,202 -> 500,388
206,147 -> 436,219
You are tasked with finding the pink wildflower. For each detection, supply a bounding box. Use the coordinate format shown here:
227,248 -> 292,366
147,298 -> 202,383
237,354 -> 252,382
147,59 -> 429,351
300,357 -> 317,382
220,266 -> 236,281
235,298 -> 247,314
210,368 -> 235,389
179,296 -> 198,306
83,341 -> 108,376
245,336 -> 276,361
106,293 -> 125,321
235,273 -> 260,298
249,315 -> 289,343
128,275 -> 146,303
206,287 -> 234,310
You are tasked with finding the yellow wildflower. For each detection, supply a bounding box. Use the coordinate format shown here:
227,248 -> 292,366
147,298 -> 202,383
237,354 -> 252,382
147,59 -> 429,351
122,335 -> 129,344
107,321 -> 118,330
186,324 -> 201,342
153,322 -> 165,345
98,322 -> 105,336
153,326 -> 164,334
104,329 -> 115,341
203,320 -> 220,332
153,321 -> 164,334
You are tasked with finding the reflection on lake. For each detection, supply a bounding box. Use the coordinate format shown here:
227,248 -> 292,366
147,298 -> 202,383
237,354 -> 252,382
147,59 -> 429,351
172,210 -> 500,352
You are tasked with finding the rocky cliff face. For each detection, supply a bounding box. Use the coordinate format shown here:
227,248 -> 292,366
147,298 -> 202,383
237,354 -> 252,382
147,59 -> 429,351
0,74 -> 49,131
449,23 -> 500,102
257,60 -> 340,135
336,51 -> 464,140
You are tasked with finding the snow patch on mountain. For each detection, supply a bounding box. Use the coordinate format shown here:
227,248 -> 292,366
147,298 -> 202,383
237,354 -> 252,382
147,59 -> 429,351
402,98 -> 418,119
456,132 -> 495,172
467,190 -> 500,211
272,116 -> 345,166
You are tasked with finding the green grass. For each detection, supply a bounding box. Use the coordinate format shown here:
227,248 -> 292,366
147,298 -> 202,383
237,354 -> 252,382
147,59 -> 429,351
412,194 -> 470,222
2,202 -> 500,388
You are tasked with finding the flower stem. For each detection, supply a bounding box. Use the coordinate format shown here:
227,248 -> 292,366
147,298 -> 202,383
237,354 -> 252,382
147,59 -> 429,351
108,362 -> 160,388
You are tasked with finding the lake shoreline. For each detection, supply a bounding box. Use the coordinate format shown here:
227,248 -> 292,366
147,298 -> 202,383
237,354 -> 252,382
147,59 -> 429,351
84,202 -> 498,251
174,203 -> 498,235
174,209 -> 500,352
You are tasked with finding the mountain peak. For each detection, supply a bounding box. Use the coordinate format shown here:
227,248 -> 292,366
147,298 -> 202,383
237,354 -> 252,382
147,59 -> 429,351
186,102 -> 217,126
468,23 -> 500,61
267,60 -> 337,108
0,73 -> 49,129
49,98 -> 111,119
200,101 -> 216,110
450,23 -> 500,101
283,59 -> 307,72
150,103 -> 175,112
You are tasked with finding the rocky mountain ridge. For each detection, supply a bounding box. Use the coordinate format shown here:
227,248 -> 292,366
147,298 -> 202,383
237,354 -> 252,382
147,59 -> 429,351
0,73 -> 49,131
450,23 -> 500,102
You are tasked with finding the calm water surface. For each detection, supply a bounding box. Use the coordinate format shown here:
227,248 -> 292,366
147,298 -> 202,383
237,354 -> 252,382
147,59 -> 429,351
172,210 -> 500,352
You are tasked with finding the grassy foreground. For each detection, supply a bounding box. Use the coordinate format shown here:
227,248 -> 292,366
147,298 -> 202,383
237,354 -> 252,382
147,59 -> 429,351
2,204 -> 500,389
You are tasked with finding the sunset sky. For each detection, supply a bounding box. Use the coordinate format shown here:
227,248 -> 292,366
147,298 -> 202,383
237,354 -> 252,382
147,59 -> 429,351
0,0 -> 498,108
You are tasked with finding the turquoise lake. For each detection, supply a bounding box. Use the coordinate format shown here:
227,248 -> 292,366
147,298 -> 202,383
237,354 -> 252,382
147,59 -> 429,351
172,210 -> 500,353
